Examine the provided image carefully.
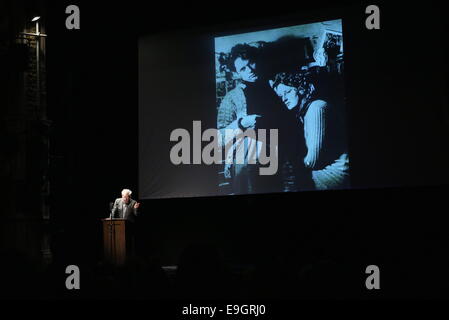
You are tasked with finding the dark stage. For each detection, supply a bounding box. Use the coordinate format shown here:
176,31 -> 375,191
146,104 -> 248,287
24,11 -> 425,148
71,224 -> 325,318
1,0 -> 449,303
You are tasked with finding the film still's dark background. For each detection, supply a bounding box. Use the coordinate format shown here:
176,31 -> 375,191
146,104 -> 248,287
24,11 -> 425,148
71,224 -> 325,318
1,0 -> 449,299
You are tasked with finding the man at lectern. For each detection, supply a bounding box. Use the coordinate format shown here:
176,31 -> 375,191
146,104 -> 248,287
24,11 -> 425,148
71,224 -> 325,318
110,188 -> 140,222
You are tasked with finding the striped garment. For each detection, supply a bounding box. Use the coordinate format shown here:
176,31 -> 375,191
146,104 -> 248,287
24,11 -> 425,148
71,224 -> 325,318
301,99 -> 349,190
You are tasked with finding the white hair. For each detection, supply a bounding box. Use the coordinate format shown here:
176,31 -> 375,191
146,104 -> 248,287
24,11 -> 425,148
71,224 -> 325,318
121,189 -> 132,196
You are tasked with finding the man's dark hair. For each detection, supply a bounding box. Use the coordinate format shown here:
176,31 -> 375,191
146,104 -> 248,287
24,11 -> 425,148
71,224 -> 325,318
228,43 -> 258,72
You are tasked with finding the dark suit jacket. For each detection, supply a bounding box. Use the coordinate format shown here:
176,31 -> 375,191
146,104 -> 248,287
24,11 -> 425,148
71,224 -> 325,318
111,198 -> 139,222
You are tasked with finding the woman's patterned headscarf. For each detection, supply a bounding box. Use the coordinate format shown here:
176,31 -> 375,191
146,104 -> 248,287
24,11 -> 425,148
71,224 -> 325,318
272,70 -> 316,115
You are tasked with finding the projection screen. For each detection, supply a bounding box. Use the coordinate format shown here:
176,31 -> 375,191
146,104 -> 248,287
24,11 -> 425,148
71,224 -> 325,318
139,19 -> 350,199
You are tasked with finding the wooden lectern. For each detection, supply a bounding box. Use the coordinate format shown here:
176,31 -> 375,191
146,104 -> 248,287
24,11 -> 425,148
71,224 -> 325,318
102,218 -> 130,266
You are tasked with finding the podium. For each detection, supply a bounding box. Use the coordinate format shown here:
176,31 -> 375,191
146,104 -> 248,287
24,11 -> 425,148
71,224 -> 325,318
102,218 -> 132,266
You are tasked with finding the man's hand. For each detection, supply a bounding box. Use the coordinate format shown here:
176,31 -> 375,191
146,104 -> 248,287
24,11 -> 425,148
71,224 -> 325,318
224,164 -> 231,179
134,202 -> 140,209
240,114 -> 261,129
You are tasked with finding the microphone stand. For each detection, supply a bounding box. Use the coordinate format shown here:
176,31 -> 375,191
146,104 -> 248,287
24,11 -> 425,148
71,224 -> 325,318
109,203 -> 115,266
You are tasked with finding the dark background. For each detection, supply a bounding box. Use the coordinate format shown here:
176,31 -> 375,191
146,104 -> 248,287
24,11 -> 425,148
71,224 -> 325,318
1,0 -> 449,299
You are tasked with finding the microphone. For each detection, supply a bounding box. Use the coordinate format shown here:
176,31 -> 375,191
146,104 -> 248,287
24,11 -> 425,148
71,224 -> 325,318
109,201 -> 114,219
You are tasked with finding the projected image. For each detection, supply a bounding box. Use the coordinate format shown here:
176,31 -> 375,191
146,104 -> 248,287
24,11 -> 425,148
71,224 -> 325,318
215,20 -> 350,195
